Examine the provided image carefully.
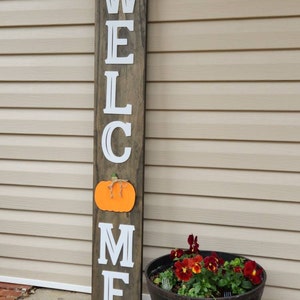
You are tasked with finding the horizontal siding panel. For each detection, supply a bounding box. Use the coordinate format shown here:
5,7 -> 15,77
146,82 -> 300,111
0,257 -> 91,288
0,109 -> 93,136
0,185 -> 92,214
0,83 -> 94,108
147,51 -> 300,81
0,55 -> 94,82
146,2 -> 300,300
0,0 -> 94,293
0,210 -> 92,240
0,161 -> 93,189
262,286 -> 300,300
145,166 -> 300,202
144,194 -> 300,231
0,109 -> 93,121
0,26 -> 94,54
0,234 -> 91,265
145,140 -> 300,172
144,220 -> 300,261
146,111 -> 300,142
148,18 -> 300,52
0,135 -> 93,162
0,0 -> 94,27
256,257 -> 300,290
0,120 -> 92,136
148,0 -> 300,22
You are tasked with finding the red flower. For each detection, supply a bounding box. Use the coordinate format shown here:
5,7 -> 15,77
174,259 -> 193,282
170,248 -> 184,260
243,260 -> 263,285
233,266 -> 242,273
187,234 -> 199,253
189,255 -> 203,274
204,255 -> 219,272
211,252 -> 225,266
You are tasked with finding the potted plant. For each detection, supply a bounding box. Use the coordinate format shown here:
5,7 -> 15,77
145,234 -> 266,300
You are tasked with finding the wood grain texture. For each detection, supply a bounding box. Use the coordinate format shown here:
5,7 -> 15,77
92,1 -> 147,299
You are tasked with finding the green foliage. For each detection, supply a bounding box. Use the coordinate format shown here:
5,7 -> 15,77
152,235 -> 264,298
155,269 -> 176,291
156,258 -> 254,298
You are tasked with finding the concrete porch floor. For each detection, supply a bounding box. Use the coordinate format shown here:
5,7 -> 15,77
27,288 -> 91,300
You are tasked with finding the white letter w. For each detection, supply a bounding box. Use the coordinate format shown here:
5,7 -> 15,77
106,0 -> 136,14
98,222 -> 135,268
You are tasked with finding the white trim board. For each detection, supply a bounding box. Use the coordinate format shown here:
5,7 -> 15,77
0,276 -> 91,294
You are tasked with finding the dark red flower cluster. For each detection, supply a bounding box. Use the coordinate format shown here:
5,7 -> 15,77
159,234 -> 265,298
190,255 -> 203,274
187,234 -> 199,254
174,259 -> 193,281
170,248 -> 184,260
204,252 -> 224,273
174,255 -> 203,281
243,260 -> 263,285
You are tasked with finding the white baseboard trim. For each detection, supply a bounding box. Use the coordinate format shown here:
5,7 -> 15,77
0,276 -> 91,293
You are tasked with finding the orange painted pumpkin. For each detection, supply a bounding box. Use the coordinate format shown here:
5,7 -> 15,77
94,174 -> 136,212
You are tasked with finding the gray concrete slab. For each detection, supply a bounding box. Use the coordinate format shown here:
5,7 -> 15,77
27,288 -> 91,300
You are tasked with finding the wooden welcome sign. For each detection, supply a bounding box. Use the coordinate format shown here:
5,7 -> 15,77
93,0 -> 147,299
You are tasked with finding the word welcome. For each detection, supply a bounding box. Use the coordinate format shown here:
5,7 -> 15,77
98,1 -> 137,300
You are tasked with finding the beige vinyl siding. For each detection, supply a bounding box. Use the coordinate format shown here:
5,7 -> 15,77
0,1 -> 300,299
0,26 -> 94,54
148,0 -> 300,21
0,0 -> 94,27
148,18 -> 300,52
0,0 -> 94,293
144,1 -> 300,300
147,82 -> 300,111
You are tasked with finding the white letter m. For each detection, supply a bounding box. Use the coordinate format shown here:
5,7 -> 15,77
98,223 -> 135,268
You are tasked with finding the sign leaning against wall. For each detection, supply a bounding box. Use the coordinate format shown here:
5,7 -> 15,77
93,0 -> 147,299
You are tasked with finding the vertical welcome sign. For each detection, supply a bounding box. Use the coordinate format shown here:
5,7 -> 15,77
93,0 -> 147,299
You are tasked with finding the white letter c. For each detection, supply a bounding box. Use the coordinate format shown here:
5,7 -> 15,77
101,121 -> 131,163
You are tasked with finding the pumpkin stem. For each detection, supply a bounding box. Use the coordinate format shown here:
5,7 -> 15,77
111,173 -> 118,180
108,174 -> 128,198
